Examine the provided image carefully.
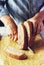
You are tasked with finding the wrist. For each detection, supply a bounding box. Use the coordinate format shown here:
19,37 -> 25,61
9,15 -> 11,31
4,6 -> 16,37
33,11 -> 44,20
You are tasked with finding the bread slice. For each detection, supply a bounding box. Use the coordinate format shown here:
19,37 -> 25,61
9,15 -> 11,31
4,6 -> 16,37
24,21 -> 34,47
18,23 -> 28,50
4,46 -> 27,60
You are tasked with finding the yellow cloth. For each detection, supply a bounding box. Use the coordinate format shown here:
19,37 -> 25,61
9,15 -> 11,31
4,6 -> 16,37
0,35 -> 44,65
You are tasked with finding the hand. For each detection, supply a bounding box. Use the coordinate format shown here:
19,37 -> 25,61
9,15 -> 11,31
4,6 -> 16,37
27,11 -> 44,35
0,15 -> 18,41
8,32 -> 18,41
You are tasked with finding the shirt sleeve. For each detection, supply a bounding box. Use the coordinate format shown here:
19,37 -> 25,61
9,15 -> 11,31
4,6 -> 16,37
0,0 -> 9,18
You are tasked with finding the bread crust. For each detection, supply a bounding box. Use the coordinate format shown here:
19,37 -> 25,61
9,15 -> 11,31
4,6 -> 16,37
18,23 -> 28,50
4,46 -> 27,60
24,21 -> 35,47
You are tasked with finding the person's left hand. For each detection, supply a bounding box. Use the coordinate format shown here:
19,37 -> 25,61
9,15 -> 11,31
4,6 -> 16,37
0,15 -> 18,41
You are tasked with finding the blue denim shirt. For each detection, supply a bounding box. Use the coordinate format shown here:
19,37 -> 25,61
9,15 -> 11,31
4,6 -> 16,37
0,0 -> 44,38
0,0 -> 44,24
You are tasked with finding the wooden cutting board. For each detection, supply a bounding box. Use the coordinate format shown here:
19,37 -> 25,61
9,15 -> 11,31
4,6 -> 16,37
0,35 -> 44,65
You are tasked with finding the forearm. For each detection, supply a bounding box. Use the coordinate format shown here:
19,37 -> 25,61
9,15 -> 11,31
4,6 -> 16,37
0,15 -> 17,34
33,10 -> 44,20
0,15 -> 10,26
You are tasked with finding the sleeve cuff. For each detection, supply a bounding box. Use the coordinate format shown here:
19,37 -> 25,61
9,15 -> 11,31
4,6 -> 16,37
0,5 -> 9,18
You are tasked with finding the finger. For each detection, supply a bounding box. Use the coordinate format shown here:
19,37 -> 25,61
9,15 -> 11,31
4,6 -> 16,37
33,21 -> 38,35
8,34 -> 12,39
37,22 -> 43,34
37,23 -> 41,34
14,33 -> 18,41
11,33 -> 14,40
8,33 -> 14,40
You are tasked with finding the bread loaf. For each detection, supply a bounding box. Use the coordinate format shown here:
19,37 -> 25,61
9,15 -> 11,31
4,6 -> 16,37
18,23 -> 28,50
24,21 -> 34,47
